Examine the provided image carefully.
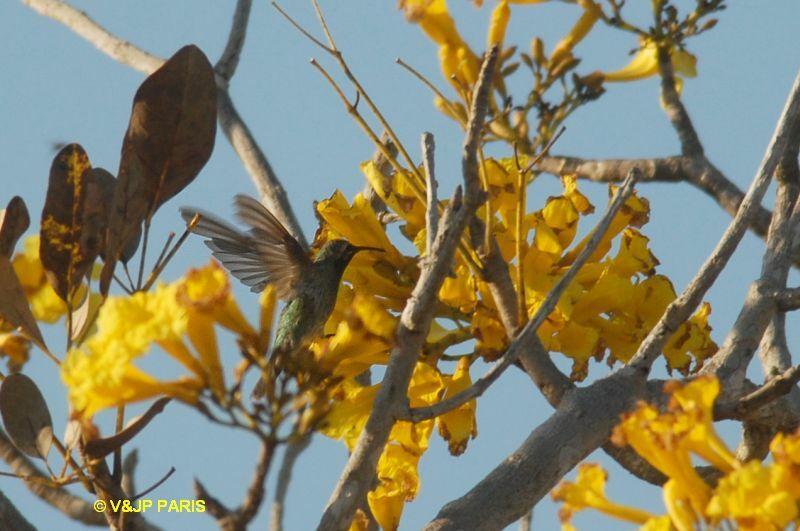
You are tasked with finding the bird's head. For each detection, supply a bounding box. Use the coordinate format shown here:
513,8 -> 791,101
316,240 -> 383,269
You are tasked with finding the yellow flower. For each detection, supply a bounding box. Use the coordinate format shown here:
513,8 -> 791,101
487,1 -> 511,47
552,464 -> 656,525
549,1 -> 601,72
368,444 -> 421,531
12,235 -> 67,323
177,261 -> 255,339
438,265 -> 478,313
663,303 -> 717,374
0,332 -> 30,371
399,0 -> 481,89
322,380 -> 378,450
436,357 -> 477,455
706,460 -> 798,530
613,402 -> 712,515
311,295 -> 393,379
471,306 -> 508,359
602,39 -> 698,87
62,282 -> 203,417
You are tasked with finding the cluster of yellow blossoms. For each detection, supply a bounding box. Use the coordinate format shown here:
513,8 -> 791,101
400,0 -> 698,89
553,376 -> 800,530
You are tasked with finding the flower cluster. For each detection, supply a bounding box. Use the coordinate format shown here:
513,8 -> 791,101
61,262 -> 260,417
553,376 -> 800,530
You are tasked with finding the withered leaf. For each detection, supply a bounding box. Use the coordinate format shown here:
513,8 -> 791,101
101,45 -> 217,294
0,256 -> 46,351
89,168 -> 141,263
0,197 -> 30,257
0,373 -> 53,460
40,144 -> 104,303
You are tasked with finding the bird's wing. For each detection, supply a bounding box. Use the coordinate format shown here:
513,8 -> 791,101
180,197 -> 309,299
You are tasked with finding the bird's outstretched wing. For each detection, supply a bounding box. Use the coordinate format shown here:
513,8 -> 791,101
180,195 -> 310,299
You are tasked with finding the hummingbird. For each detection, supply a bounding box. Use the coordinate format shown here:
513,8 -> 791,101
180,195 -> 380,391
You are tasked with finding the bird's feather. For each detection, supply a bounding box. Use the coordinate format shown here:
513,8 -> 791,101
180,196 -> 310,299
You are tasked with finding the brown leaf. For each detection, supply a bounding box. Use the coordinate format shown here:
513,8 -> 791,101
0,197 -> 30,258
89,168 -> 141,263
0,373 -> 53,460
40,144 -> 104,303
0,257 -> 46,351
101,45 -> 217,294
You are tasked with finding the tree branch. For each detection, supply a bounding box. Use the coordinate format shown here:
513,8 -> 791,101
657,46 -> 703,158
702,68 -> 800,390
215,0 -> 252,82
21,0 -> 162,74
270,435 -> 311,531
0,429 -> 106,526
422,132 -> 438,255
316,46 -> 499,531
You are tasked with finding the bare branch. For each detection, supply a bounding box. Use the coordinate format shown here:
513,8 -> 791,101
630,68 -> 800,373
774,287 -> 800,310
0,429 -> 105,526
215,0 -> 252,82
715,364 -> 800,421
317,46 -> 499,531
270,435 -> 312,531
196,441 -> 273,530
702,71 -> 800,389
21,0 -> 161,74
422,132 -> 438,255
657,46 -> 703,158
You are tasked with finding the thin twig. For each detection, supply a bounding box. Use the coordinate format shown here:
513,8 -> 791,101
132,467 -> 176,501
422,132 -> 438,256
215,0 -> 252,82
270,434 -> 311,531
715,364 -> 800,420
396,57 -> 466,127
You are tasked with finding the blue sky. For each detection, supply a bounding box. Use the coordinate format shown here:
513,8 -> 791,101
2,1 -> 800,529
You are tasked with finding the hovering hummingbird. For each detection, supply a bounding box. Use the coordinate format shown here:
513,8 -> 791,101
180,195 -> 381,390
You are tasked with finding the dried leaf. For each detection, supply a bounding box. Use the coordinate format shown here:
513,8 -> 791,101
89,168 -> 141,263
40,144 -> 104,303
101,45 -> 217,294
0,197 -> 30,257
0,373 -> 53,460
0,256 -> 46,351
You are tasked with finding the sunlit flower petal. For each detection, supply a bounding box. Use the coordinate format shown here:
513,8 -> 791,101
436,357 -> 477,455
